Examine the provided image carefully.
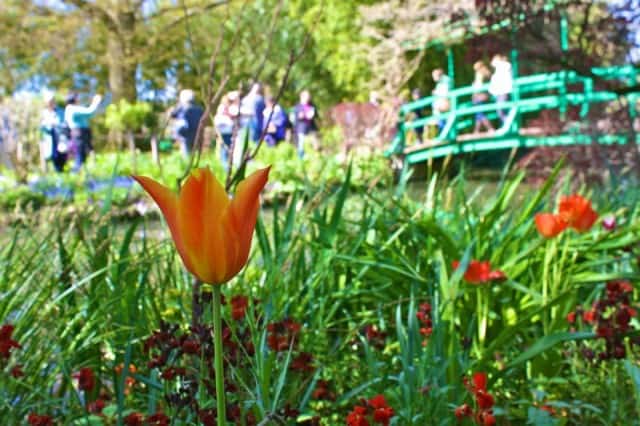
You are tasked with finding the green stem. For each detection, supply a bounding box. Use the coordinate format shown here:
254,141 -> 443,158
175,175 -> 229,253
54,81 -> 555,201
213,285 -> 226,425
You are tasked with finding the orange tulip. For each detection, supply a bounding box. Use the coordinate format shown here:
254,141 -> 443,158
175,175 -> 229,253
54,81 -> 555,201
133,167 -> 270,284
535,213 -> 568,238
558,194 -> 598,232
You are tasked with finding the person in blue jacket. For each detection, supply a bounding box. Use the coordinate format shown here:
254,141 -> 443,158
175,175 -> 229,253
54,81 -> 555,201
262,96 -> 287,147
170,89 -> 204,157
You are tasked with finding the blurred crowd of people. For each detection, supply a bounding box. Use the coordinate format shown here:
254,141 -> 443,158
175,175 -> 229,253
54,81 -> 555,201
211,83 -> 318,168
24,56 -> 514,174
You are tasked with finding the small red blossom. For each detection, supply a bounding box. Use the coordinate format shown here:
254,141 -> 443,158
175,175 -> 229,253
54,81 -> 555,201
0,324 -> 21,359
566,311 -> 576,324
346,405 -> 369,426
230,295 -> 249,320
290,352 -> 315,373
181,338 -> 201,355
87,399 -> 106,414
267,319 -> 301,352
312,380 -> 336,401
346,395 -> 395,426
27,414 -> 54,426
10,364 -> 24,378
455,403 -> 472,419
460,372 -> 496,425
452,261 -> 506,285
73,367 -> 95,392
146,413 -> 170,425
123,412 -> 144,426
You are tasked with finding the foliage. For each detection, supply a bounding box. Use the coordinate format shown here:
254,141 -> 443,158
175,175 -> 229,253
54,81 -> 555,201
104,100 -> 157,133
3,162 -> 640,424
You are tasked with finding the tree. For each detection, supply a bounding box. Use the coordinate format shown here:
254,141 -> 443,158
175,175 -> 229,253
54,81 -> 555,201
0,1 -> 229,102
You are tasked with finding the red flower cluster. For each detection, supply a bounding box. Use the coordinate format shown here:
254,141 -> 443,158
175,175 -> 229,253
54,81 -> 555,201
27,414 -> 54,426
346,395 -> 395,426
266,319 -> 301,352
290,352 -> 314,373
124,412 -> 169,426
567,280 -> 637,360
361,324 -> 387,349
535,194 -> 598,238
230,295 -> 249,321
73,367 -> 95,392
452,261 -> 506,285
312,380 -> 336,401
417,303 -> 433,344
455,372 -> 496,425
0,324 -> 21,360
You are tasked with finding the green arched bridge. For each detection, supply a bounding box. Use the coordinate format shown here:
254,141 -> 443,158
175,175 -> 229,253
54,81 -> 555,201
385,65 -> 640,164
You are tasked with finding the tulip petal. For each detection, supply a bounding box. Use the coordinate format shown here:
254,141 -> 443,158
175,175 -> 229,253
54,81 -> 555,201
133,175 -> 195,274
535,213 -> 567,238
226,167 -> 270,276
178,168 -> 230,283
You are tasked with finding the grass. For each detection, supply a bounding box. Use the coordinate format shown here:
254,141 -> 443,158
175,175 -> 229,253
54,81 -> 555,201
2,158 -> 640,425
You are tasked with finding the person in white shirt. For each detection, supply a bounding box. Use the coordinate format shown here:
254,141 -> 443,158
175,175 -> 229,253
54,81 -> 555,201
489,54 -> 513,123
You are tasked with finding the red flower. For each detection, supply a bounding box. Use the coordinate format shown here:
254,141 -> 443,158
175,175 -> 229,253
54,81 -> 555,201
0,324 -> 21,359
452,261 -> 506,285
290,352 -> 314,373
312,380 -> 335,401
558,194 -> 598,232
10,364 -> 24,378
87,399 -> 106,414
476,411 -> 496,426
475,390 -> 495,410
346,405 -> 369,426
535,213 -> 567,238
473,372 -> 487,391
372,405 -> 394,425
146,413 -> 170,425
124,412 -> 144,426
583,309 -> 597,324
487,270 -> 506,282
267,319 -> 301,352
27,414 -> 54,426
455,403 -> 472,419
230,295 -> 249,320
73,367 -> 95,392
566,311 -> 576,324
181,338 -> 201,354
367,394 -> 389,409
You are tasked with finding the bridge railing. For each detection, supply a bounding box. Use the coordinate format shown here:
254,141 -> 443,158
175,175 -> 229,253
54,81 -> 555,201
387,66 -> 639,157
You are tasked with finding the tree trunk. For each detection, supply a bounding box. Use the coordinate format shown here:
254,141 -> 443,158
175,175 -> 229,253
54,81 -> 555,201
106,9 -> 137,102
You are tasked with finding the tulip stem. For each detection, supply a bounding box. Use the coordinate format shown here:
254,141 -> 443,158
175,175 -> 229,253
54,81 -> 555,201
212,285 -> 226,425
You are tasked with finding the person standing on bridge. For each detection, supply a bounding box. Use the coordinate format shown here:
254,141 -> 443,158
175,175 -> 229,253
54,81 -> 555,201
432,68 -> 451,131
489,54 -> 513,124
411,88 -> 426,143
472,61 -> 495,133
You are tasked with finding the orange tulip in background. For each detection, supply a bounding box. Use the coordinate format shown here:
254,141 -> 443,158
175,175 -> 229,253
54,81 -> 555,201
535,194 -> 598,238
558,194 -> 598,232
134,166 -> 270,284
534,213 -> 567,239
